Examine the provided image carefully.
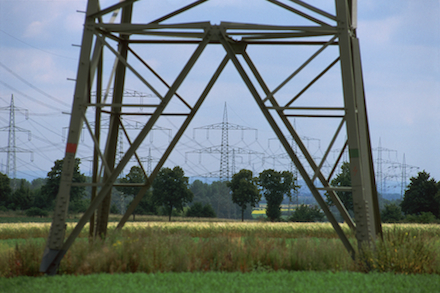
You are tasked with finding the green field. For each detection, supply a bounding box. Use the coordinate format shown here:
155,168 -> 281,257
0,219 -> 439,292
1,271 -> 439,293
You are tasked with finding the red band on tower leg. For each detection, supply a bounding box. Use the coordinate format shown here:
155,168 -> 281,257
66,143 -> 77,154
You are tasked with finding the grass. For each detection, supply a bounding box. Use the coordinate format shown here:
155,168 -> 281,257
0,212 -> 237,224
0,222 -> 439,277
1,271 -> 440,293
0,221 -> 347,239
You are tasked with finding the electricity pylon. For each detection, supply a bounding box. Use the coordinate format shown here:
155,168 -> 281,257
41,0 -> 382,275
0,95 -> 32,187
190,103 -> 259,181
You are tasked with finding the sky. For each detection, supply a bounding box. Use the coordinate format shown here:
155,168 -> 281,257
0,0 -> 439,193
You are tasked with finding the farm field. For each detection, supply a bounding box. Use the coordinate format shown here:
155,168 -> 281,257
1,271 -> 440,293
0,220 -> 439,282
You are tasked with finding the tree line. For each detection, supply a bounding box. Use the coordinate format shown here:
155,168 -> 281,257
325,162 -> 440,223
1,158 -> 439,223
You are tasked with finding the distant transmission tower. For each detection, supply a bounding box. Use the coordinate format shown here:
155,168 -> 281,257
0,95 -> 32,185
400,154 -> 419,198
220,104 -> 229,180
190,103 -> 259,181
374,138 -> 398,195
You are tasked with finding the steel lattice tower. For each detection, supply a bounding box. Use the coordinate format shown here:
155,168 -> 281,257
188,103 -> 260,181
41,0 -> 382,274
219,103 -> 229,181
0,95 -> 32,185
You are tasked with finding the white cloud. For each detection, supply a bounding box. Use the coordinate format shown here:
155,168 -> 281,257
24,20 -> 49,39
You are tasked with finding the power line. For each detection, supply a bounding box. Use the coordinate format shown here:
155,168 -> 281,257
0,80 -> 67,112
0,61 -> 71,107
0,29 -> 77,61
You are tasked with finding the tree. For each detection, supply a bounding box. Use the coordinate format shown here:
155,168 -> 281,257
152,166 -> 193,221
25,207 -> 48,218
186,202 -> 216,218
400,171 -> 440,218
258,169 -> 297,221
116,166 -> 157,217
380,203 -> 403,223
289,204 -> 325,222
116,166 -> 145,197
190,180 -> 245,220
134,189 -> 156,215
190,180 -> 210,205
40,158 -> 86,210
10,179 -> 33,210
0,172 -> 12,207
326,162 -> 353,212
227,169 -> 260,221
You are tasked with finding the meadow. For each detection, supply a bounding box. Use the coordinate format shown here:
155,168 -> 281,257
2,271 -> 440,293
0,219 -> 439,278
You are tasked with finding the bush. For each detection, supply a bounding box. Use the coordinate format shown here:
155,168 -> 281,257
381,203 -> 403,223
360,228 -> 438,274
186,202 -> 216,218
25,207 -> 48,218
405,212 -> 438,224
289,204 -> 325,222
69,199 -> 90,213
110,204 -> 119,214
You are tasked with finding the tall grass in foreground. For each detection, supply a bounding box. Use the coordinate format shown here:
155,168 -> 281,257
1,223 -> 439,277
0,231 -> 355,277
360,228 -> 440,274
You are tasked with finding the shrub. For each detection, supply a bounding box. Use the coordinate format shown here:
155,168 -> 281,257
289,204 -> 325,222
25,207 -> 48,218
359,228 -> 438,274
110,204 -> 119,214
69,199 -> 90,213
381,203 -> 403,223
186,202 -> 216,218
405,212 -> 438,224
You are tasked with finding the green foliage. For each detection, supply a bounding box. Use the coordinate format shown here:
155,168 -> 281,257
405,212 -> 438,224
3,272 -> 440,293
2,224 -> 440,277
0,173 -> 12,206
40,158 -> 86,209
210,181 -> 244,219
289,204 -> 325,222
360,228 -> 438,274
115,166 -> 145,197
258,169 -> 296,221
9,180 -> 33,211
326,162 -> 353,212
69,198 -> 90,213
25,207 -> 48,218
227,169 -> 260,221
31,189 -> 47,210
30,178 -> 46,190
110,204 -> 119,214
185,202 -> 216,218
381,203 -> 403,223
133,189 -> 157,215
152,166 -> 193,221
116,166 -> 157,216
400,171 -> 440,218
